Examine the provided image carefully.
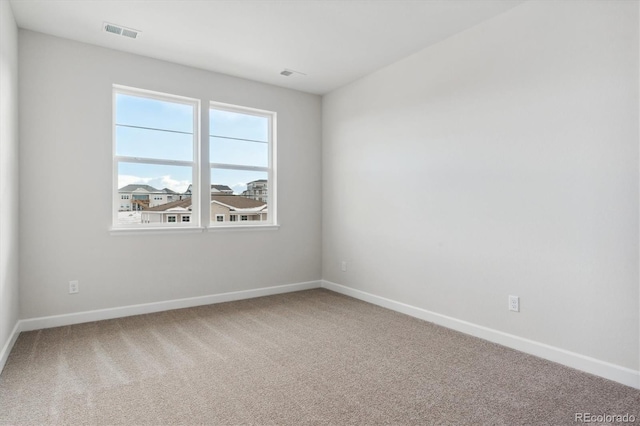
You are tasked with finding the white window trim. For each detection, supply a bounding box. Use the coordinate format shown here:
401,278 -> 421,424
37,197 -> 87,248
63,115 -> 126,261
111,85 -> 201,230
111,227 -> 205,236
205,224 -> 279,233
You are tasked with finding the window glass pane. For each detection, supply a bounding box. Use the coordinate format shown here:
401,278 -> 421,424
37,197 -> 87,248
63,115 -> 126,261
116,94 -> 193,133
210,109 -> 268,142
209,136 -> 268,166
116,162 -> 193,226
210,168 -> 269,225
116,126 -> 193,161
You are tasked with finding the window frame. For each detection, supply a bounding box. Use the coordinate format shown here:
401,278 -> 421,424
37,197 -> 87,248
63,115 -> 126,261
111,85 -> 201,230
208,101 -> 277,228
110,85 -> 279,235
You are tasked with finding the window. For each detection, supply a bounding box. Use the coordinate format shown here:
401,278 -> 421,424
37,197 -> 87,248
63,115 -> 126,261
113,86 -> 199,228
209,103 -> 276,226
112,85 -> 276,231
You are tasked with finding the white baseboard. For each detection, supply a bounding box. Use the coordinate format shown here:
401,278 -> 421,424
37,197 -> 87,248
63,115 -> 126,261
0,321 -> 21,375
7,279 -> 639,390
19,280 -> 321,332
321,280 -> 640,390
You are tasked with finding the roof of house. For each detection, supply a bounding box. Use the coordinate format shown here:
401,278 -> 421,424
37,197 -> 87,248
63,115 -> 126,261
211,194 -> 266,210
144,198 -> 192,212
144,194 -> 265,212
162,188 -> 177,194
119,184 -> 160,193
211,184 -> 233,192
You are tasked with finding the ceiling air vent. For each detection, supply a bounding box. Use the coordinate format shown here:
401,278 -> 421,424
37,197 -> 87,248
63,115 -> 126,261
104,22 -> 141,39
280,68 -> 306,77
104,24 -> 122,35
121,29 -> 139,39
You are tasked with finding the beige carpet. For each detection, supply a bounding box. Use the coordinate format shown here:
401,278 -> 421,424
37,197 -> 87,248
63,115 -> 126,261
0,289 -> 638,425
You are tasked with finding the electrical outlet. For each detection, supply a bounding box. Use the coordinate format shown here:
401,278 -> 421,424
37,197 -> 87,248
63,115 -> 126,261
508,295 -> 519,312
69,280 -> 79,294
341,261 -> 347,272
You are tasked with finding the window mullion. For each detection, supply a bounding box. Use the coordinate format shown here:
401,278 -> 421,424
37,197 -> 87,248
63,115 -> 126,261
199,97 -> 209,228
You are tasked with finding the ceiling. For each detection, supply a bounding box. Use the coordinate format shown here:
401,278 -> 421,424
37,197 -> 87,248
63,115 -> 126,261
9,0 -> 524,95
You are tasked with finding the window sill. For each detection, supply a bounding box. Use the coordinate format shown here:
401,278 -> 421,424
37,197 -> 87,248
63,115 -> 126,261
110,224 -> 280,235
110,226 -> 205,236
206,224 -> 280,232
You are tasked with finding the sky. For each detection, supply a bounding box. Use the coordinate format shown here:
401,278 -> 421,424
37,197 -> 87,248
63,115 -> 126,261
116,93 -> 269,194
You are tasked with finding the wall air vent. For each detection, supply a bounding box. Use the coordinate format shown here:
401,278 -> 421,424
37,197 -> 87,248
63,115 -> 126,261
104,22 -> 142,39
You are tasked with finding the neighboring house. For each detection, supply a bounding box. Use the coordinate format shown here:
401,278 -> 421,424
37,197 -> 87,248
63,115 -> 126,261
241,179 -> 268,203
182,184 -> 234,195
118,185 -> 182,211
211,194 -> 267,223
211,184 -> 233,194
141,194 -> 267,224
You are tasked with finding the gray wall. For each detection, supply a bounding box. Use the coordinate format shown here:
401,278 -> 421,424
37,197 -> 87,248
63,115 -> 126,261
19,30 -> 322,319
322,1 -> 639,370
0,1 -> 20,361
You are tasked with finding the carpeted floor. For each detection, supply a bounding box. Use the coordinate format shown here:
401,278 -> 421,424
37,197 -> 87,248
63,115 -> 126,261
0,288 -> 638,425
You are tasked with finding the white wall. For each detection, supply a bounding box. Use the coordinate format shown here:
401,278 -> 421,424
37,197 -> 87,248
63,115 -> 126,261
0,1 -> 20,365
323,0 -> 639,370
19,30 -> 322,318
